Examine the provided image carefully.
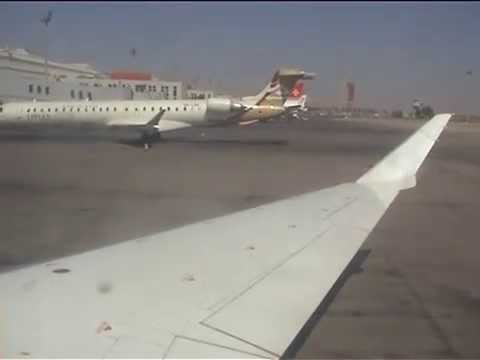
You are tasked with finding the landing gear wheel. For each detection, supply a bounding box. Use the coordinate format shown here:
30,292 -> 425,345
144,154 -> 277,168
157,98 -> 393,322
141,133 -> 152,150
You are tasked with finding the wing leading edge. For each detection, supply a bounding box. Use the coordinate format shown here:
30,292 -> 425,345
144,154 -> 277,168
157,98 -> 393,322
0,114 -> 451,358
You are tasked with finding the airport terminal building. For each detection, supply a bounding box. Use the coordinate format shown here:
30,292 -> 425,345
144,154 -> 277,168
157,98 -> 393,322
0,47 -> 213,103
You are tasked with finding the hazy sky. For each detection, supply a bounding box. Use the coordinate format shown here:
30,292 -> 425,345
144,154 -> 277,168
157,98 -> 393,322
1,2 -> 480,113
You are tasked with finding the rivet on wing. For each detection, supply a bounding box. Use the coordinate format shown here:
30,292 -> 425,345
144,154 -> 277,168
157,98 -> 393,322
52,268 -> 71,274
97,281 -> 113,294
182,273 -> 195,282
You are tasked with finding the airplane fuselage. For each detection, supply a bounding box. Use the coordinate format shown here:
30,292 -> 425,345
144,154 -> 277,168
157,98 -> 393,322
0,99 -> 284,130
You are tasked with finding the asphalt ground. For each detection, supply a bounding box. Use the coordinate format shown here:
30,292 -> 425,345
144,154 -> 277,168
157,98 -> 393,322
0,115 -> 479,358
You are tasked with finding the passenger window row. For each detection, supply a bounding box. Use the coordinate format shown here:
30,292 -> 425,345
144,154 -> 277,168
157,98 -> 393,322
24,104 -> 201,113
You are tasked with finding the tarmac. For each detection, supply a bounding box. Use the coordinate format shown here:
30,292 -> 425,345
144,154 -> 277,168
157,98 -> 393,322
0,115 -> 479,358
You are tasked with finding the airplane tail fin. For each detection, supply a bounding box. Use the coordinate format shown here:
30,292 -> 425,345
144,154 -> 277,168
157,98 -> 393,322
251,68 -> 315,107
289,82 -> 304,99
284,82 -> 308,110
357,113 -> 452,191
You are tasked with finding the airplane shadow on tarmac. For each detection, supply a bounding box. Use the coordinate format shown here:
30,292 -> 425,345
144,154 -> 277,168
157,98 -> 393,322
0,133 -> 289,147
159,137 -> 289,147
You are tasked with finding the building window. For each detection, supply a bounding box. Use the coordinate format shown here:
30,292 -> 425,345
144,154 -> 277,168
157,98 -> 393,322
37,85 -> 42,94
175,107 -> 178,112
28,84 -> 33,93
106,107 -> 109,112
135,85 -> 146,93
27,108 -> 30,113
77,108 -> 81,112
33,108 -> 36,113
92,107 -> 96,112
151,107 -> 155,112
88,92 -> 92,101
85,107 -> 88,112
167,106 -> 170,111
70,90 -> 75,99
113,107 -> 117,112
62,107 -> 66,112
125,107 -> 129,112
143,107 -> 146,111
55,108 -> 58,112
135,107 -> 138,112
47,108 -> 51,112
99,107 -> 102,112
45,86 -> 50,95
79,91 -> 84,100
153,86 -> 157,92
40,108 -> 44,112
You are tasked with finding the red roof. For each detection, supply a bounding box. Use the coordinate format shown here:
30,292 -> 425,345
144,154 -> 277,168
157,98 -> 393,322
110,70 -> 152,81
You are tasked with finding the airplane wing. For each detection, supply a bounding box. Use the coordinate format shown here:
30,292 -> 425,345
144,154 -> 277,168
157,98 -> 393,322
107,110 -> 165,127
0,114 -> 451,358
107,110 -> 192,133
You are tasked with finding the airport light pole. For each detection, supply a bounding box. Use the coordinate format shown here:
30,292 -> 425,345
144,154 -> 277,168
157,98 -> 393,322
41,10 -> 53,79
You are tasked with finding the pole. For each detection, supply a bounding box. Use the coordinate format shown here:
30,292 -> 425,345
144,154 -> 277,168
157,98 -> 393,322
41,10 -> 52,80
45,23 -> 48,79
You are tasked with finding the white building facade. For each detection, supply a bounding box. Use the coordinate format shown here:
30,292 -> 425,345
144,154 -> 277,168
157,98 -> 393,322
0,48 -> 191,103
185,89 -> 214,100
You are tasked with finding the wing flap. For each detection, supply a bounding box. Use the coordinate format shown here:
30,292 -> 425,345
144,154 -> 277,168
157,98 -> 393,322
166,335 -> 266,358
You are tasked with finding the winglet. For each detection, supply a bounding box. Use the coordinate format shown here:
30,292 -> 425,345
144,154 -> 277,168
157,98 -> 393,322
357,114 -> 452,189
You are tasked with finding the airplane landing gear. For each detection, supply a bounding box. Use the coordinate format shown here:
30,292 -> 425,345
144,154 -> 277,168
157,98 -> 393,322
141,131 -> 162,150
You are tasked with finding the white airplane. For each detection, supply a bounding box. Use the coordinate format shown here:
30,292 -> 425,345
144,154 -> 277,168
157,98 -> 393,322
0,68 -> 314,149
0,113 -> 451,358
239,81 -> 309,126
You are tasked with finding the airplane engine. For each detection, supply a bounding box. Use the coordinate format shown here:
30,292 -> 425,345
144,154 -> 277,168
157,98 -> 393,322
206,98 -> 245,120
